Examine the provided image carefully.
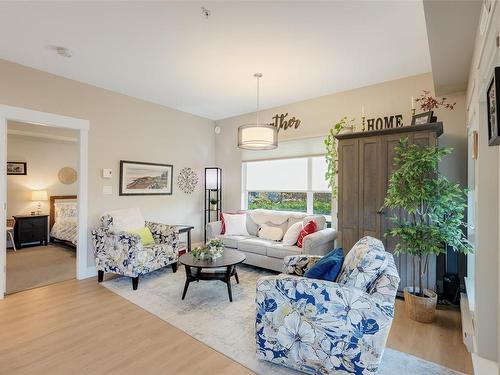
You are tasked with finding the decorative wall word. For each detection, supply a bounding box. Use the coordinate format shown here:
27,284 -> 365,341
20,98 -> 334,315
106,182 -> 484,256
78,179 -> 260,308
269,113 -> 301,132
366,114 -> 404,131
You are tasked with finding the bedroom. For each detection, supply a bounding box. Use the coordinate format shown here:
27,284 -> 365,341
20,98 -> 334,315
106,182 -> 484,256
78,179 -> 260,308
5,121 -> 78,294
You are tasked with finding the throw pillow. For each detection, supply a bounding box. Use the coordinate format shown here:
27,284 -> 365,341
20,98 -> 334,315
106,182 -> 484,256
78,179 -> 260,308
223,213 -> 249,236
282,221 -> 303,246
126,227 -> 155,246
258,224 -> 284,241
297,220 -> 317,248
304,248 -> 344,281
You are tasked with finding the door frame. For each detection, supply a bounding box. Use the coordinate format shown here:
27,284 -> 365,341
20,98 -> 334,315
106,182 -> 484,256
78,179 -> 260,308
0,105 -> 90,299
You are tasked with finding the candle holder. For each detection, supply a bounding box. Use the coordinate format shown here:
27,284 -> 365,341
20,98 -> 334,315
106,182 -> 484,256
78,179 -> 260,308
412,108 -> 416,116
361,116 -> 366,131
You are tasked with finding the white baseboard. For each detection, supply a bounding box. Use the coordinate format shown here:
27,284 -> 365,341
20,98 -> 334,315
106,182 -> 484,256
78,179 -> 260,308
77,266 -> 97,280
471,353 -> 498,375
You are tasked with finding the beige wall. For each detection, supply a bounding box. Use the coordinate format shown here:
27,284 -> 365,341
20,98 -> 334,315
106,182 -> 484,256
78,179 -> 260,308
0,59 -> 215,267
466,2 -> 500,363
7,132 -> 78,217
215,72 -> 467,213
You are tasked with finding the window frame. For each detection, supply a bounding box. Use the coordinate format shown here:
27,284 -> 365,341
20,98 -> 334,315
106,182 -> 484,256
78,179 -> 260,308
241,156 -> 332,221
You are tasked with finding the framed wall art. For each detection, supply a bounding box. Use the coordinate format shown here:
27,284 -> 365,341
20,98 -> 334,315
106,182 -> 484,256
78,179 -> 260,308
119,160 -> 173,196
7,161 -> 27,175
411,111 -> 434,126
487,66 -> 500,146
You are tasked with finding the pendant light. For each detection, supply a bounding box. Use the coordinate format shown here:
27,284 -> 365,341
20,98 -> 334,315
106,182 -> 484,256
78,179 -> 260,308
237,73 -> 278,150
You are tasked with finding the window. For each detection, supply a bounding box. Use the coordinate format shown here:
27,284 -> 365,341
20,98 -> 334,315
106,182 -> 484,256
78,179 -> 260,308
242,156 -> 332,220
248,192 -> 307,212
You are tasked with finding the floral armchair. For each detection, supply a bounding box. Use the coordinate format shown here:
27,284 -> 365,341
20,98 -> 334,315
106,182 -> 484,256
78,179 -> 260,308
91,208 -> 179,290
255,236 -> 400,374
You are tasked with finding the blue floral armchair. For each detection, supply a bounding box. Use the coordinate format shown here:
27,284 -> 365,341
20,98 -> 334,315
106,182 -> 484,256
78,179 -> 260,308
255,236 -> 400,374
91,209 -> 179,290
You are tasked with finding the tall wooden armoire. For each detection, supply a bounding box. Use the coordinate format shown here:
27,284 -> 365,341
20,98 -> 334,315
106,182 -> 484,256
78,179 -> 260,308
335,122 -> 443,293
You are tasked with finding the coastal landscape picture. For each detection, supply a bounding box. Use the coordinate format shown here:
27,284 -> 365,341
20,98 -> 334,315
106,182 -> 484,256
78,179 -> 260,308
119,160 -> 173,195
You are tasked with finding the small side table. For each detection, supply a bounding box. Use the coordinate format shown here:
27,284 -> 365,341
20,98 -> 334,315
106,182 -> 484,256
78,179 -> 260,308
177,225 -> 194,254
13,215 -> 49,248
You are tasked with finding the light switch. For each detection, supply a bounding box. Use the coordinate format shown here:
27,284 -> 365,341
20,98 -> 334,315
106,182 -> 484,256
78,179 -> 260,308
103,185 -> 112,195
102,169 -> 113,178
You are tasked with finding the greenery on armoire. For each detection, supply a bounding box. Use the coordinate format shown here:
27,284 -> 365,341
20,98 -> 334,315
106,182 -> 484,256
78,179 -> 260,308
384,139 -> 472,297
324,117 -> 355,197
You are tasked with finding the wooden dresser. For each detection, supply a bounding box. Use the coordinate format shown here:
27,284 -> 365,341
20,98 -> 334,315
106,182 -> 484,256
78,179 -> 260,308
13,215 -> 49,248
335,122 -> 443,293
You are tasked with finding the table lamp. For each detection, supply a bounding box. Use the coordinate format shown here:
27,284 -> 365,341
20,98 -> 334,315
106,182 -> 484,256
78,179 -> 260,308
31,190 -> 48,215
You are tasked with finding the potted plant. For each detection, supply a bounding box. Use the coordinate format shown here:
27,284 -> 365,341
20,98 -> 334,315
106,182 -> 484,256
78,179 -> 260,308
384,139 -> 472,323
191,239 -> 224,262
325,117 -> 356,197
209,197 -> 218,210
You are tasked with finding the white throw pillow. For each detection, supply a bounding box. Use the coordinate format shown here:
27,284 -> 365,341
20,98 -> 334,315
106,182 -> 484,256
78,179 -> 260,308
223,213 -> 249,236
107,208 -> 145,232
258,224 -> 284,241
281,221 -> 303,246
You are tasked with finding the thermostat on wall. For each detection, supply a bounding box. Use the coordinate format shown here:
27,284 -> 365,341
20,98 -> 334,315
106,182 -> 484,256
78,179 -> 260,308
102,169 -> 112,178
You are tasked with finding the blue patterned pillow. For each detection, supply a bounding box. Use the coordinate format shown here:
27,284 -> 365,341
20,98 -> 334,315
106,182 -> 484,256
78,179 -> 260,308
304,248 -> 344,281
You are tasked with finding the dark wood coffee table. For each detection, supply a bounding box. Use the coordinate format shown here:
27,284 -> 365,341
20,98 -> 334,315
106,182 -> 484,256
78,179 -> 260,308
179,249 -> 246,302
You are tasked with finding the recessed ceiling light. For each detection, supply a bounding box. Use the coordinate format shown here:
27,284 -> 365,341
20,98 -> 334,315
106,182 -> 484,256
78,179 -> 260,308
55,46 -> 72,58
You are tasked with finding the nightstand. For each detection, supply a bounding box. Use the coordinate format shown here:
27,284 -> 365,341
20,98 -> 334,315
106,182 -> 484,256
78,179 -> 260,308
13,215 -> 49,248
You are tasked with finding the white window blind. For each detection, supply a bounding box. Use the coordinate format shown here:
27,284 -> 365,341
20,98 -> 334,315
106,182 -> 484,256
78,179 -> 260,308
245,158 -> 308,191
311,156 -> 329,191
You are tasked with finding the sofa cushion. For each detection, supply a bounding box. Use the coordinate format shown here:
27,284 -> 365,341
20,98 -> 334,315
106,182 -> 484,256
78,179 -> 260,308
267,243 -> 302,259
337,236 -> 388,291
297,220 -> 318,248
218,235 -> 253,249
246,213 -> 260,236
238,238 -> 273,256
106,208 -> 145,232
303,214 -> 326,230
258,223 -> 285,241
304,248 -> 344,282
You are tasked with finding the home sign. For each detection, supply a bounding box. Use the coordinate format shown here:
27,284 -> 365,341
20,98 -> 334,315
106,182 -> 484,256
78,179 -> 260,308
366,114 -> 404,131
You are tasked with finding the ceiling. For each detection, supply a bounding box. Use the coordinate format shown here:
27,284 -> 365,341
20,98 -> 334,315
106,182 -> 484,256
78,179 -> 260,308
0,1 -> 432,120
423,0 -> 481,95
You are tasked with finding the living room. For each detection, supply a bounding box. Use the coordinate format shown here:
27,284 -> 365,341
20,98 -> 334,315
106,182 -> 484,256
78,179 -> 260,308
0,1 -> 498,375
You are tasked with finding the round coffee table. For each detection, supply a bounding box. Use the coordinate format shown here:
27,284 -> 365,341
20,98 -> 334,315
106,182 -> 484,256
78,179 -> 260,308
179,249 -> 246,302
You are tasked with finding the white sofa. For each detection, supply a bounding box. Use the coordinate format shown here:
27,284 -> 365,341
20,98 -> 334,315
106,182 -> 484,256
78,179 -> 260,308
206,209 -> 338,272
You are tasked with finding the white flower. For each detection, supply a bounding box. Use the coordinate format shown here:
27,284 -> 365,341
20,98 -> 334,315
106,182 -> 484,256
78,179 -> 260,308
331,289 -> 371,327
277,311 -> 318,363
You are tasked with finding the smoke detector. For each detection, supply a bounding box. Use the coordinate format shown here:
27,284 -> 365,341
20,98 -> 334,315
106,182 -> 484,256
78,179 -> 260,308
55,46 -> 72,58
201,6 -> 211,19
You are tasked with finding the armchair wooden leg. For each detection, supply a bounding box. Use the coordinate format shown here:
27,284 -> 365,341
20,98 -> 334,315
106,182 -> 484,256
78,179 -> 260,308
171,262 -> 178,273
132,276 -> 139,290
98,270 -> 104,283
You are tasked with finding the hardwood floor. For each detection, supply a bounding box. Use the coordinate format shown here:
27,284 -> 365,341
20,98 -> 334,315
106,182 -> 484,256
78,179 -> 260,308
0,278 -> 473,375
0,278 -> 252,375
388,299 -> 474,374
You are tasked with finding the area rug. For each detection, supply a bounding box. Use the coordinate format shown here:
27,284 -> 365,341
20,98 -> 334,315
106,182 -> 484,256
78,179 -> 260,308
102,265 -> 464,375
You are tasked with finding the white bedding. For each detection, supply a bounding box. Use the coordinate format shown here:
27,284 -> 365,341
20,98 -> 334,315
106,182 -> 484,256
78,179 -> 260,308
50,200 -> 78,245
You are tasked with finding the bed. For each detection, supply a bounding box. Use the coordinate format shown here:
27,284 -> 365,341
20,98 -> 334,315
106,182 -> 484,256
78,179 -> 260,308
49,195 -> 78,247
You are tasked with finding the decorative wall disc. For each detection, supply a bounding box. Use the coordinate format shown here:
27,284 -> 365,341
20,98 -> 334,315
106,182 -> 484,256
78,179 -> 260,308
58,167 -> 77,185
177,167 -> 198,194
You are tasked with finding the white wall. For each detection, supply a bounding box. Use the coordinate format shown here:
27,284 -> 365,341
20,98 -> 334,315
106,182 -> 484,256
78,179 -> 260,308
466,1 -> 500,364
215,72 -> 467,214
7,132 -> 78,217
0,59 -> 216,267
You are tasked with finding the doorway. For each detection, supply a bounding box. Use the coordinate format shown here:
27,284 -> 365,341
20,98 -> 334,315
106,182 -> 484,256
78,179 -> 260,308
6,121 -> 79,293
0,105 -> 89,299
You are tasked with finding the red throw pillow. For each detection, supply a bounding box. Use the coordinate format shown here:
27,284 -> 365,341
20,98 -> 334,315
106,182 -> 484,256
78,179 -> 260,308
297,220 -> 317,248
221,213 -> 226,234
